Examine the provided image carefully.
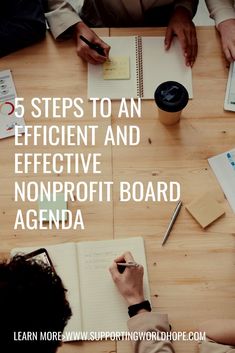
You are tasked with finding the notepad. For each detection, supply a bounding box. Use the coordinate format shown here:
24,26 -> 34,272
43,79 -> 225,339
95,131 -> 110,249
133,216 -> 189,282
88,36 -> 193,99
0,69 -> 25,139
11,237 -> 150,340
186,193 -> 225,228
103,56 -> 130,80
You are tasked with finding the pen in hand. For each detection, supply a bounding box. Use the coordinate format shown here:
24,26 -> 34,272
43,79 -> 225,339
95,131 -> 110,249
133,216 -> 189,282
116,261 -> 139,274
79,35 -> 106,57
116,261 -> 139,268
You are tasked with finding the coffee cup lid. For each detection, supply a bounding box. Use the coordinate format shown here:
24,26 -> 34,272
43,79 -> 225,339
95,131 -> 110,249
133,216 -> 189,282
154,81 -> 189,112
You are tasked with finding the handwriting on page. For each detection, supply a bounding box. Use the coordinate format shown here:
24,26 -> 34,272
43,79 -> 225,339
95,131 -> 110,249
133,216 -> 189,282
103,56 -> 130,80
83,249 -> 121,270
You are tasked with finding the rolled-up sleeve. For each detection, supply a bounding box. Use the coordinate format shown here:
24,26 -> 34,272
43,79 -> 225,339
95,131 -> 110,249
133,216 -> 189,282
46,0 -> 83,39
205,0 -> 235,27
127,312 -> 175,353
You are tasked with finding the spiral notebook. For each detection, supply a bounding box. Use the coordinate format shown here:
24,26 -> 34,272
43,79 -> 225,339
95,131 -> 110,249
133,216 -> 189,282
88,36 -> 193,100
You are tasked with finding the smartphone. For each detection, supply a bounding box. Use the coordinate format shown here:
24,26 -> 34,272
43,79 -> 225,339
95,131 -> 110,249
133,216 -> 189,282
23,248 -> 55,272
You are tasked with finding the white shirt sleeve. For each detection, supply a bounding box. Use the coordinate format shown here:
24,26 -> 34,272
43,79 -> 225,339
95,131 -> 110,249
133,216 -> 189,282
46,0 -> 84,39
205,0 -> 235,27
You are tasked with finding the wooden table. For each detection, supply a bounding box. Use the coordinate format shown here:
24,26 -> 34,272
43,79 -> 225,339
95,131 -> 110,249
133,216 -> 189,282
0,27 -> 235,353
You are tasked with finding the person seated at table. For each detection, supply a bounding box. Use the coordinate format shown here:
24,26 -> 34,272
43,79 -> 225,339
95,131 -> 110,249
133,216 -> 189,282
109,251 -> 235,353
0,0 -> 47,57
3,250 -> 233,353
205,0 -> 235,62
2,252 -> 175,353
1,252 -> 173,353
46,0 -> 199,67
0,255 -> 72,353
199,319 -> 235,352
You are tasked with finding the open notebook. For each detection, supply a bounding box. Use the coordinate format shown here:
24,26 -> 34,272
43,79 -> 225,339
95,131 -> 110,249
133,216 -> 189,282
88,36 -> 193,99
11,237 -> 150,340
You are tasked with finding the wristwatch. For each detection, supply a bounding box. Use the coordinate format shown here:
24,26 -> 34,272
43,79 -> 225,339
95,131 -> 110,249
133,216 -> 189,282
128,300 -> 152,317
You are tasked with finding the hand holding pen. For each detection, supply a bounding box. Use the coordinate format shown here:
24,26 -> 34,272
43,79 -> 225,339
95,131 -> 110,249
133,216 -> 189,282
75,22 -> 110,64
109,251 -> 145,306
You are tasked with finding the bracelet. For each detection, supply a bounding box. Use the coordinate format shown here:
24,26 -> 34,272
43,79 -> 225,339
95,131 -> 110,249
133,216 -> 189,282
128,300 -> 152,318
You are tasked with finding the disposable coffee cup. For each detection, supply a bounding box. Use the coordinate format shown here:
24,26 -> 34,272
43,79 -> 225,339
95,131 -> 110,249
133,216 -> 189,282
154,81 -> 189,125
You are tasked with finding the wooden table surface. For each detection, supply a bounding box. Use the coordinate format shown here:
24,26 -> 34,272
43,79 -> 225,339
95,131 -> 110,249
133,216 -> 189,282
0,27 -> 235,353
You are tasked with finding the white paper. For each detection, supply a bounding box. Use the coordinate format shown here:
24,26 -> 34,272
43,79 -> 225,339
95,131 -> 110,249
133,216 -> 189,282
208,149 -> 235,212
0,69 -> 25,139
142,37 -> 193,99
88,37 -> 138,99
224,62 -> 235,112
77,237 -> 150,333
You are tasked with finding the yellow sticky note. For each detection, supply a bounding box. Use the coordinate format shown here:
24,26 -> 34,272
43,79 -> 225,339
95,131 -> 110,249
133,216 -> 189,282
103,56 -> 130,80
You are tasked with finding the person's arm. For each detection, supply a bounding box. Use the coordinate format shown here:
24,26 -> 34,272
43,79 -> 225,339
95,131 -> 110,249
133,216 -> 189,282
165,2 -> 198,67
109,251 -> 175,353
199,320 -> 235,346
205,0 -> 235,27
205,0 -> 235,62
46,0 -> 110,64
46,0 -> 82,39
175,0 -> 198,18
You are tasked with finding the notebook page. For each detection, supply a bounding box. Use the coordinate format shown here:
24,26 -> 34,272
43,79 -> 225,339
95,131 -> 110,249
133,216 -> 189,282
88,37 -> 138,99
76,237 -> 150,333
11,243 -> 82,339
141,37 -> 193,99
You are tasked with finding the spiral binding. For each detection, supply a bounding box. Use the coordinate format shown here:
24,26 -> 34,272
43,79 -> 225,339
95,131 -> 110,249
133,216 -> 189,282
135,36 -> 144,98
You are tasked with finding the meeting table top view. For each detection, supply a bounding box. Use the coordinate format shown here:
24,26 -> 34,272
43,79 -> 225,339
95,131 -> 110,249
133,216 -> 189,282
0,26 -> 234,353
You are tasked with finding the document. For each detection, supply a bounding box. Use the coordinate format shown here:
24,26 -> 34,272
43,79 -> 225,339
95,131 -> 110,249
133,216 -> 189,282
0,69 -> 25,139
224,62 -> 235,112
208,149 -> 235,212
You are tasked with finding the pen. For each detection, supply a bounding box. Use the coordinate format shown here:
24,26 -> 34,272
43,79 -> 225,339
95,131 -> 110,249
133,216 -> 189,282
161,200 -> 182,246
116,261 -> 139,268
79,35 -> 106,56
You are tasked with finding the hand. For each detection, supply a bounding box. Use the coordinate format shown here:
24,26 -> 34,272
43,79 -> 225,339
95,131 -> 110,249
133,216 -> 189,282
165,7 -> 197,67
109,251 -> 145,306
218,19 -> 235,62
75,22 -> 110,64
199,319 -> 235,346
